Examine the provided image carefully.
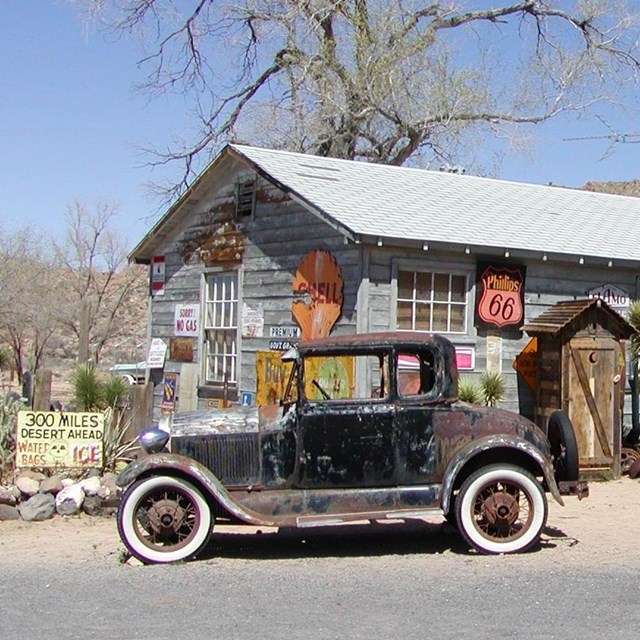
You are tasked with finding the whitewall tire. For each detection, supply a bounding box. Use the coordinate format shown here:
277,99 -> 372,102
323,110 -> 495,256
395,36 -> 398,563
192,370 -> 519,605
117,475 -> 213,564
455,464 -> 547,555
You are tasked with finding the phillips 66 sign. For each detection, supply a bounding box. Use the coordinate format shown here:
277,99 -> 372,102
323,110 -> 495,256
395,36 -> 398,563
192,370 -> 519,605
476,262 -> 526,329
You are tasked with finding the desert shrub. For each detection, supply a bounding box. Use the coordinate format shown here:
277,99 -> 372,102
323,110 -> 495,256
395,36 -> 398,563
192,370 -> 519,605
480,371 -> 506,407
458,377 -> 484,404
0,392 -> 25,482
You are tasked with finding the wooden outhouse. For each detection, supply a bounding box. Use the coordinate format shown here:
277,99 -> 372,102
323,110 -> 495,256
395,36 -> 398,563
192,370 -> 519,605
522,299 -> 634,479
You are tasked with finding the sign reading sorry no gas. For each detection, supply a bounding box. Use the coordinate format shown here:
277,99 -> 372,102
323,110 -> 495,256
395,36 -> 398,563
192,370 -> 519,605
16,412 -> 105,468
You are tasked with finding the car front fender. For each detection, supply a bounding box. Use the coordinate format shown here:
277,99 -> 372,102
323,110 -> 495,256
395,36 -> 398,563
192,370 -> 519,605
116,453 -> 275,527
440,435 -> 564,514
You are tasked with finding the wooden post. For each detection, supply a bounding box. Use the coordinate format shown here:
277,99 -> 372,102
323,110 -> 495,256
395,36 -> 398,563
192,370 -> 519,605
124,383 -> 154,442
32,369 -> 52,411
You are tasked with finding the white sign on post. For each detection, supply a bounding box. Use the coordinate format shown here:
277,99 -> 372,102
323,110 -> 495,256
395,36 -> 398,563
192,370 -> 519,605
147,338 -> 168,369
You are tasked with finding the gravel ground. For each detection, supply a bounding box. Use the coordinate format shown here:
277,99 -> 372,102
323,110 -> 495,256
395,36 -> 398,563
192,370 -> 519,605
1,476 -> 639,568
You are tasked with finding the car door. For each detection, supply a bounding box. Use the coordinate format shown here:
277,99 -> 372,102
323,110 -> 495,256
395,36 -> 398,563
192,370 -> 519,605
394,349 -> 439,485
294,352 -> 396,489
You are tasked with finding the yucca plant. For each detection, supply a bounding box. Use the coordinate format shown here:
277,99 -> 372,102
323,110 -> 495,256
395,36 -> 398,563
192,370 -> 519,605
72,363 -> 106,411
480,371 -> 506,407
104,375 -> 132,410
102,405 -> 139,472
458,377 -> 484,404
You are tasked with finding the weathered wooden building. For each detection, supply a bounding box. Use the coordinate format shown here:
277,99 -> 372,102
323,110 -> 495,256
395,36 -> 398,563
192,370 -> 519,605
130,144 -> 640,447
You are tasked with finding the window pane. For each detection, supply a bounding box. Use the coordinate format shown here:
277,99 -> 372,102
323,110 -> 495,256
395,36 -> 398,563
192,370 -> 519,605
432,303 -> 448,331
433,273 -> 449,301
396,269 -> 468,335
451,275 -> 466,302
204,272 -> 239,384
415,302 -> 431,331
415,271 -> 432,301
397,301 -> 414,330
450,304 -> 465,332
397,271 -> 414,299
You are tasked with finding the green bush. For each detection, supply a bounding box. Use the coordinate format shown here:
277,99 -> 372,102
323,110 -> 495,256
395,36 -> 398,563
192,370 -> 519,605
0,392 -> 25,483
458,371 -> 506,407
71,364 -> 135,471
480,371 -> 506,407
458,377 -> 484,404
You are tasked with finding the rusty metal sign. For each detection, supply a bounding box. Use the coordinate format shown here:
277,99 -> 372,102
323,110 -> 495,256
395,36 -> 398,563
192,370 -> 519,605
291,250 -> 344,340
170,338 -> 194,362
513,337 -> 538,391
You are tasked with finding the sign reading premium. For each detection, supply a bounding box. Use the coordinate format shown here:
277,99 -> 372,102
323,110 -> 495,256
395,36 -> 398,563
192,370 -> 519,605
16,412 -> 105,468
476,262 -> 526,329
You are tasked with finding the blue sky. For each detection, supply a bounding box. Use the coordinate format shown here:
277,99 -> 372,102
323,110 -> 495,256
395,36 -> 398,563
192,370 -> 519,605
2,1 -> 640,250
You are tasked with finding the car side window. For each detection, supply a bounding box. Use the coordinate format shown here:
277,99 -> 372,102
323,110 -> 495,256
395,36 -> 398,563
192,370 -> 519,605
397,350 -> 435,397
302,354 -> 388,401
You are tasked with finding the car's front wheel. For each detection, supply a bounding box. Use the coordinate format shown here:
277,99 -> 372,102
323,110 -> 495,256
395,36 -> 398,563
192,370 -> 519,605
117,475 -> 213,564
456,464 -> 547,554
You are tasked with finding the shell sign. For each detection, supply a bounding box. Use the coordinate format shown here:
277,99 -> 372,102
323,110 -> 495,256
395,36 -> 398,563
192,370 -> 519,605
292,250 -> 344,340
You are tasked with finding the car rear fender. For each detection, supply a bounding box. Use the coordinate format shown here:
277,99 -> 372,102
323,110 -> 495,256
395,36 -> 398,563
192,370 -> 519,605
440,435 -> 564,514
116,453 -> 274,526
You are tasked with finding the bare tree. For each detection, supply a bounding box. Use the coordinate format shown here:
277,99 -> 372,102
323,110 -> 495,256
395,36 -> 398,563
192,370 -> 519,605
53,201 -> 147,365
81,0 -> 640,198
0,230 -> 56,381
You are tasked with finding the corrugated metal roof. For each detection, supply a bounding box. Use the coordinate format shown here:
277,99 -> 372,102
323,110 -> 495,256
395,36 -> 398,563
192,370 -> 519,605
231,144 -> 640,262
521,299 -> 634,336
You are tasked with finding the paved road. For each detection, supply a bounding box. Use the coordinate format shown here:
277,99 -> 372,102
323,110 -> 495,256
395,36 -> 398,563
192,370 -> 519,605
2,516 -> 640,640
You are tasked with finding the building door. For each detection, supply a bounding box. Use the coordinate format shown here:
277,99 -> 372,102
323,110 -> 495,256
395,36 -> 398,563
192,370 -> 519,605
565,337 -> 623,475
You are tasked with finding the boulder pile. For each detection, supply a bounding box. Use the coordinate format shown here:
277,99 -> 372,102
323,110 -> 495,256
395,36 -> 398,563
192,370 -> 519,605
0,469 -> 120,521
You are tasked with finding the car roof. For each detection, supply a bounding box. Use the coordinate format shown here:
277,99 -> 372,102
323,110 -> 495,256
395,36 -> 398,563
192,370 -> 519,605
297,331 -> 453,354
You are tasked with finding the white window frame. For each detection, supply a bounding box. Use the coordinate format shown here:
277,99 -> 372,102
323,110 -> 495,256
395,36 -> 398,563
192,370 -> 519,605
392,260 -> 473,336
202,269 -> 241,386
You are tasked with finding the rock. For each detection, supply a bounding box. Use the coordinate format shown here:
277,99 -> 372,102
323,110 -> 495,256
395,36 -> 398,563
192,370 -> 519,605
96,485 -> 111,499
15,476 -> 40,498
0,504 -> 20,520
0,486 -> 17,506
101,473 -> 118,496
55,484 -> 85,516
16,470 -> 46,482
18,493 -> 55,521
82,495 -> 103,516
87,468 -> 102,478
78,476 -> 101,496
61,478 -> 75,488
40,475 -> 64,495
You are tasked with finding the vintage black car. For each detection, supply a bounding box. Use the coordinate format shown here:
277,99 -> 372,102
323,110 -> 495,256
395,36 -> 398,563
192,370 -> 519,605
116,332 -> 587,563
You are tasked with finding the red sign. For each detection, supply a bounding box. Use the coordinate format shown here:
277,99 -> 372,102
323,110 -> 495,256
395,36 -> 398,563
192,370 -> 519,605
476,263 -> 526,329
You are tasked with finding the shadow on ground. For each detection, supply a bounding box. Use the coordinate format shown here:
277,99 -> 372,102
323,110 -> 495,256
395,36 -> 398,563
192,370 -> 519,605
199,519 -> 478,561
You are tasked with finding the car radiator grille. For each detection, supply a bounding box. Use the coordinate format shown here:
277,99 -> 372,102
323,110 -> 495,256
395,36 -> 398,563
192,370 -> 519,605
172,433 -> 260,486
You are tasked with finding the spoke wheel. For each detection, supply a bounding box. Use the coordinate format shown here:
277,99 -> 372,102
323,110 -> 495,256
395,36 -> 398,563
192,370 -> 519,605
456,464 -> 547,555
118,476 -> 213,564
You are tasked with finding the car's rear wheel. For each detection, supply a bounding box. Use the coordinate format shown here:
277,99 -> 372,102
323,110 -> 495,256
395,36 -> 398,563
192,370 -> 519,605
456,464 -> 547,554
547,410 -> 579,482
117,475 -> 213,564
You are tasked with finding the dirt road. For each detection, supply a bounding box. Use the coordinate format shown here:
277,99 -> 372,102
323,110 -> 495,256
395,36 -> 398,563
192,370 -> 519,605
1,476 -> 639,568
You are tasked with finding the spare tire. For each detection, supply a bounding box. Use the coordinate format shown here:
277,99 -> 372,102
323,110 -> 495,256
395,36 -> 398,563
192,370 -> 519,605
547,410 -> 580,482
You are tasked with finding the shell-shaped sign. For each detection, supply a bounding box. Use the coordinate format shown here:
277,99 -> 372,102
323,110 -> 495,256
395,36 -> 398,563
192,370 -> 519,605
292,250 -> 344,340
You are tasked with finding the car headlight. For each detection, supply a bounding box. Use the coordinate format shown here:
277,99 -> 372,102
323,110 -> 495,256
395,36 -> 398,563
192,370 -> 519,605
139,426 -> 170,454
